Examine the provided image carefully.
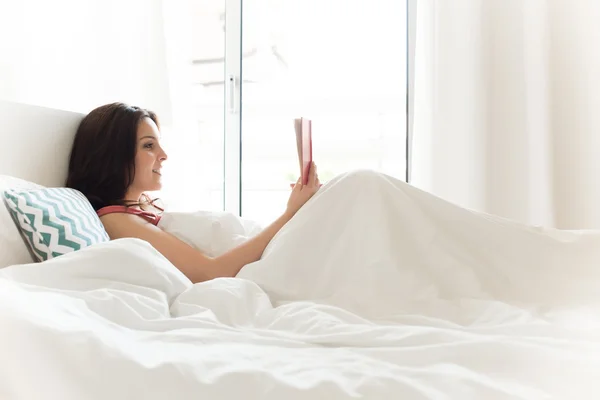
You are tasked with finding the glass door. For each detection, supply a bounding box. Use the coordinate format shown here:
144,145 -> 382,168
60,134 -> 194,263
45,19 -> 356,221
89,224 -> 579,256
161,0 -> 407,220
240,0 -> 408,223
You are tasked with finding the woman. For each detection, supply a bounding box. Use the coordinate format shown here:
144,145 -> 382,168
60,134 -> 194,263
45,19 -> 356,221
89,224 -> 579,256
67,102 -> 320,283
66,103 -> 600,317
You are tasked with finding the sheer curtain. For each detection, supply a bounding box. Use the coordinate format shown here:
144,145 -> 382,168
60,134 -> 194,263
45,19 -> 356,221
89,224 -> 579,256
411,0 -> 600,229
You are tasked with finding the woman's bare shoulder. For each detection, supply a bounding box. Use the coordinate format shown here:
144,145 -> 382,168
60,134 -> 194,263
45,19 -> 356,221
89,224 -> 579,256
99,212 -> 156,240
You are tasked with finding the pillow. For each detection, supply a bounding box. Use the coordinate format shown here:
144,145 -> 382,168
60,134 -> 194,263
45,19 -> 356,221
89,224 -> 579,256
0,175 -> 44,268
2,187 -> 109,262
158,210 -> 264,257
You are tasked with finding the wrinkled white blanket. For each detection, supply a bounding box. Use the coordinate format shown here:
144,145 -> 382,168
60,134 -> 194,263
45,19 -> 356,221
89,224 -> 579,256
1,170 -> 600,400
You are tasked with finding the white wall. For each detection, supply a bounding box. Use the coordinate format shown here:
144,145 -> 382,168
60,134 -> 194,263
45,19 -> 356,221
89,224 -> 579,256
0,0 -> 172,122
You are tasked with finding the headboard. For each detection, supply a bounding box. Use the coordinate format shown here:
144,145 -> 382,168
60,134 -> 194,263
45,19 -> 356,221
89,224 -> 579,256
0,100 -> 84,187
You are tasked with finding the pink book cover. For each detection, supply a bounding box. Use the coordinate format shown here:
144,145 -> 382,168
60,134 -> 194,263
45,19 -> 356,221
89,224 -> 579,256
294,117 -> 312,185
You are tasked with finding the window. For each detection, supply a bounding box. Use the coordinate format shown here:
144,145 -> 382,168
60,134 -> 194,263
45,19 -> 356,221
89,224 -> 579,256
162,0 -> 409,224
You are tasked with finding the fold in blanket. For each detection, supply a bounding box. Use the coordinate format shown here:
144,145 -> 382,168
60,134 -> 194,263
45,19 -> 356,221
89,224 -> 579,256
234,170 -> 600,321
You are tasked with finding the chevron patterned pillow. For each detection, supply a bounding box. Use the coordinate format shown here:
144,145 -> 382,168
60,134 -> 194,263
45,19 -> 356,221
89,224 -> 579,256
2,187 -> 110,262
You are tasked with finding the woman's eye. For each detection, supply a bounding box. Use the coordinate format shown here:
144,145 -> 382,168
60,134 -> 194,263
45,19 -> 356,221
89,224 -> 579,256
144,143 -> 154,149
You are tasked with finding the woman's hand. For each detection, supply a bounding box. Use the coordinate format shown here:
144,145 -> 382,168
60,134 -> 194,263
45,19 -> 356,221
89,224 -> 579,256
285,162 -> 321,217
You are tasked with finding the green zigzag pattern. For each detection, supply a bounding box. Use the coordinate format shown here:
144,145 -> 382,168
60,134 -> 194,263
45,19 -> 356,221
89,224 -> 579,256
3,187 -> 109,262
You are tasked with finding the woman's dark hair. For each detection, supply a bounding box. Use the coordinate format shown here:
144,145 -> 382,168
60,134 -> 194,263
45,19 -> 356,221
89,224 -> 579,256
66,102 -> 160,211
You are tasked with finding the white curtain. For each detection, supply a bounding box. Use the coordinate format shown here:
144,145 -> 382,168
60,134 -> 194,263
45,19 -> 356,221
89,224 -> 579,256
411,0 -> 600,229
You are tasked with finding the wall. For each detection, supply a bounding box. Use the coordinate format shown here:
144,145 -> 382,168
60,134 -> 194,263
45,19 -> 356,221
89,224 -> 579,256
0,0 -> 172,122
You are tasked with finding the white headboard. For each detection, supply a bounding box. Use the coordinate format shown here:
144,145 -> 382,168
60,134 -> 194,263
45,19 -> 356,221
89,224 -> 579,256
0,101 -> 84,187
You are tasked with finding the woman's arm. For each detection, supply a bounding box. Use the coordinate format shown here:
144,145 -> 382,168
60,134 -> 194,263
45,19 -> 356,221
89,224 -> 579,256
100,210 -> 293,282
100,163 -> 320,283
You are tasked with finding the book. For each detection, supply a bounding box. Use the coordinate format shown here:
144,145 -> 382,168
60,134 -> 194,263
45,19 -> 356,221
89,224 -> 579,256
294,117 -> 312,185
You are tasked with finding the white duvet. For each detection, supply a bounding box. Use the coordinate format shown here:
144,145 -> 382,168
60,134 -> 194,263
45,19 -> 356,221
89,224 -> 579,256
2,170 -> 600,399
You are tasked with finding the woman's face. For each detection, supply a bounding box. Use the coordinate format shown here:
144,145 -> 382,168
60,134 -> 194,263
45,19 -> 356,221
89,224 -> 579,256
128,117 -> 168,198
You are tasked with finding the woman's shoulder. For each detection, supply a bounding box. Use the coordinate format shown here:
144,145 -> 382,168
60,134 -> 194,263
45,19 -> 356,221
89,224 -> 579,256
99,209 -> 162,241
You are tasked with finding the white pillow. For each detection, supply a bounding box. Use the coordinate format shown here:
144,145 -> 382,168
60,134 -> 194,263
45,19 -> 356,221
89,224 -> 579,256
158,210 -> 263,257
0,175 -> 43,268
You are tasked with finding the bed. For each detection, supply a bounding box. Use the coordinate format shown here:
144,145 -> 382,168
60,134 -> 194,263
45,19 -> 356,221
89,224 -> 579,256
1,100 -> 600,400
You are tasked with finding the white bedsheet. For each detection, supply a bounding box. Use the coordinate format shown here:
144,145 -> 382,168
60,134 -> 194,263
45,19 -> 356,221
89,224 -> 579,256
1,170 -> 600,399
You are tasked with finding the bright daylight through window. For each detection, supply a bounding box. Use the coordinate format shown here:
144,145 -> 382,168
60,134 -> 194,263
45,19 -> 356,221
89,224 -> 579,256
161,0 -> 407,225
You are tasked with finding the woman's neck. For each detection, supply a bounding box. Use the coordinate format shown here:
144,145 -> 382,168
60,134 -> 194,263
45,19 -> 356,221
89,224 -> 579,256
123,190 -> 143,207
